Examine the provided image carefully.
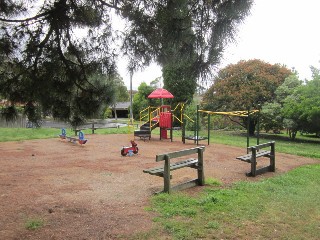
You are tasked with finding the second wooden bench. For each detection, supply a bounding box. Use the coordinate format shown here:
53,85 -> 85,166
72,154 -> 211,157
143,146 -> 205,193
236,141 -> 275,177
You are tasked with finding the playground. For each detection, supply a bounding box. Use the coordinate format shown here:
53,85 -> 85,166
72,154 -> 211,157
0,133 -> 318,239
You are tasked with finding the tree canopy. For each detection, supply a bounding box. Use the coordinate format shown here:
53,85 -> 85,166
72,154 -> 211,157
202,59 -> 292,111
0,0 -> 253,125
259,74 -> 302,134
124,0 -> 253,107
282,69 -> 320,138
201,59 -> 292,134
132,82 -> 156,120
0,0 -> 119,126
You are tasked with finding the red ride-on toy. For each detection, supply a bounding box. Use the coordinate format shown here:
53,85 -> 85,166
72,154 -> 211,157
121,140 -> 139,156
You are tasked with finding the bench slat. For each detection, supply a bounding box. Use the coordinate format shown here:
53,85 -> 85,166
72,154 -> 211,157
236,150 -> 271,162
143,158 -> 198,175
248,141 -> 275,151
156,147 -> 205,162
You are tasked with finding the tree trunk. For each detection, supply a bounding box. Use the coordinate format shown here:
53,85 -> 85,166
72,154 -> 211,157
112,104 -> 117,120
242,117 -> 256,136
249,119 -> 256,136
289,129 -> 297,140
114,108 -> 118,120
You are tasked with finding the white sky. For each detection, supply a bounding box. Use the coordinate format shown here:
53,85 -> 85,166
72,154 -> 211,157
119,0 -> 320,90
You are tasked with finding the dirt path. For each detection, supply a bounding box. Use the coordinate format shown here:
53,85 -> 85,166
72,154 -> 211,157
0,134 -> 318,239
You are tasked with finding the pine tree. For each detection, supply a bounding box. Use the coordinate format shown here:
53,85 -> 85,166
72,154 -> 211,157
0,0 -> 253,125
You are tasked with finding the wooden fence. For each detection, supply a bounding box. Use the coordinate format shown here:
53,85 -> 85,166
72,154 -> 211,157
0,115 -> 27,128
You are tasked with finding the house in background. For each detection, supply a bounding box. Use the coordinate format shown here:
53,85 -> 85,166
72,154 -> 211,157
111,101 -> 130,118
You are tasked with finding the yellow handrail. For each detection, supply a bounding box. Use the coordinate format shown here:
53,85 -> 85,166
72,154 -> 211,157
138,103 -> 197,130
173,114 -> 182,124
149,107 -> 161,128
183,113 -> 195,123
198,109 -> 259,117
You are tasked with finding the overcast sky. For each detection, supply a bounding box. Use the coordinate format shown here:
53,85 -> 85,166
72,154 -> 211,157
119,0 -> 320,90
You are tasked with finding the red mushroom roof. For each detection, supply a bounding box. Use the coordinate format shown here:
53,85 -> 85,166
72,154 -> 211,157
148,88 -> 174,99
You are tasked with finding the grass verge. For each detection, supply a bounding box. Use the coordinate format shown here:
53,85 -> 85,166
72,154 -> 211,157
0,128 -> 58,142
182,130 -> 320,159
1,127 -> 320,159
147,164 -> 320,240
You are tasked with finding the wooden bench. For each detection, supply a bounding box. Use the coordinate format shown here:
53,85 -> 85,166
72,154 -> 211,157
236,141 -> 275,177
143,146 -> 205,193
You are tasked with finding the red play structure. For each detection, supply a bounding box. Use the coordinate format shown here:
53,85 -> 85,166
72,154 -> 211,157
134,104 -> 173,140
133,88 -> 194,142
158,107 -> 172,139
134,88 -> 175,141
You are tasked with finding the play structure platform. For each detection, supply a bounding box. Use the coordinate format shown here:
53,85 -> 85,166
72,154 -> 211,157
134,105 -> 172,141
134,120 -> 158,140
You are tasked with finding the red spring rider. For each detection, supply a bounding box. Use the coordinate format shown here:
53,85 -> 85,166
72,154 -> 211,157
121,140 -> 138,156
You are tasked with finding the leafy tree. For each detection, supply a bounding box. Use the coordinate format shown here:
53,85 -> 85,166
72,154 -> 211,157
184,101 -> 198,131
260,102 -> 283,133
282,67 -> 320,139
275,74 -> 303,105
150,77 -> 162,89
201,59 -> 292,134
163,63 -> 197,104
260,74 -> 302,133
132,82 -> 156,120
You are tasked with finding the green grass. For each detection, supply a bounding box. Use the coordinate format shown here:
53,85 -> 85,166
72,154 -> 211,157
182,129 -> 320,159
91,126 -> 133,135
25,218 -> 44,230
0,128 -> 58,142
1,127 -> 320,159
0,126 -> 130,142
147,164 -> 320,240
204,177 -> 222,186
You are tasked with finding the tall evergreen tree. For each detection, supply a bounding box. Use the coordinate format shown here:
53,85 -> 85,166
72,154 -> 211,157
1,0 -> 253,125
0,0 -> 118,126
122,0 -> 254,104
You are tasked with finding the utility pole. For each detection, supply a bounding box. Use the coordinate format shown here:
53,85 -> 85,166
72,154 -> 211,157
129,68 -> 133,124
